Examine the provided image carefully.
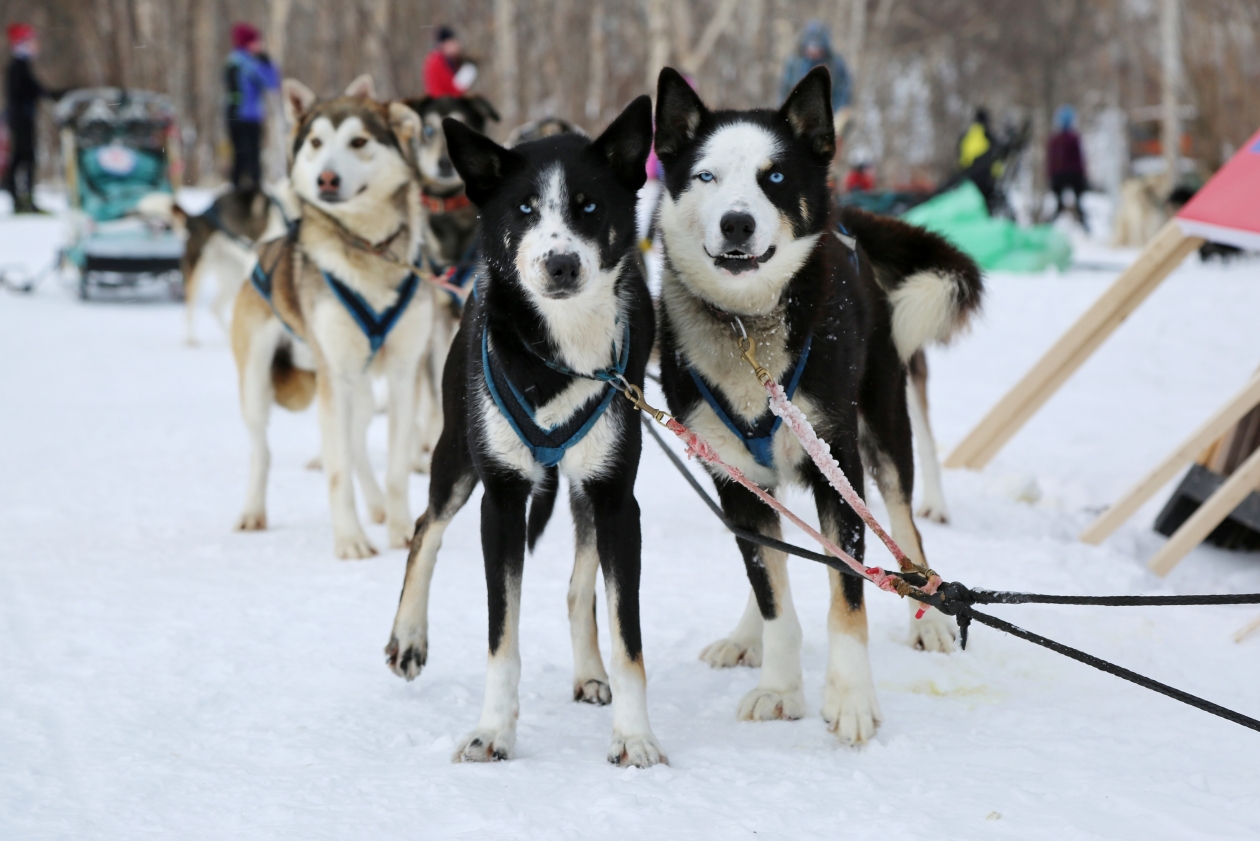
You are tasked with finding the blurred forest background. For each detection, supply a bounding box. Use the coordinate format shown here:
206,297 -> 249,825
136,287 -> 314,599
8,0 -> 1260,197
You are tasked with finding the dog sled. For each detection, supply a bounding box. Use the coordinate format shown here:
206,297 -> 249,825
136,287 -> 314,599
54,88 -> 184,300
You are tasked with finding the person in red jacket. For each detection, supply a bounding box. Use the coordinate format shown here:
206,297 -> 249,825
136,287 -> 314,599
423,26 -> 477,98
1047,105 -> 1088,231
843,161 -> 875,193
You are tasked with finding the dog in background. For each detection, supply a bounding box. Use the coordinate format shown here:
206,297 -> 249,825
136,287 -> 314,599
230,75 -> 433,558
403,94 -> 500,471
385,97 -> 666,766
650,66 -> 982,743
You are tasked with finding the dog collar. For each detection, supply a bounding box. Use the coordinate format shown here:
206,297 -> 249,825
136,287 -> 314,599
422,190 -> 472,215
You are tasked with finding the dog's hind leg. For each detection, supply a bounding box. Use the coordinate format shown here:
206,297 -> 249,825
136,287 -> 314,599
907,350 -> 949,524
584,476 -> 665,767
858,365 -> 956,653
806,455 -> 882,745
568,491 -> 611,705
386,417 -> 477,680
714,478 -> 805,722
699,590 -> 763,668
183,258 -> 205,347
318,372 -> 376,559
454,477 -> 531,762
351,377 -> 386,526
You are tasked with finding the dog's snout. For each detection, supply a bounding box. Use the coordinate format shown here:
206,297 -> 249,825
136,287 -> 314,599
720,212 -> 756,247
437,156 -> 454,177
317,170 -> 341,193
545,253 -> 581,289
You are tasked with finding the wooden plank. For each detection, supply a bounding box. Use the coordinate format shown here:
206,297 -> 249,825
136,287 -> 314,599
1147,445 -> 1260,577
945,222 -> 1201,470
1080,372 -> 1260,544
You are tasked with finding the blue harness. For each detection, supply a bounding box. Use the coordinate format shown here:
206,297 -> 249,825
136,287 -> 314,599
322,270 -> 421,361
481,319 -> 631,468
688,333 -> 813,469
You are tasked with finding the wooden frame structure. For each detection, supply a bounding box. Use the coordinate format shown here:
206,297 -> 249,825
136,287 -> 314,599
944,127 -> 1260,575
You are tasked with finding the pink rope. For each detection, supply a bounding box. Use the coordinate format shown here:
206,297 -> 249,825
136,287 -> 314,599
663,418 -> 908,597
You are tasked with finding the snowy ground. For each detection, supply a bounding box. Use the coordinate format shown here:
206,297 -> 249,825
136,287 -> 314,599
3,198 -> 1260,840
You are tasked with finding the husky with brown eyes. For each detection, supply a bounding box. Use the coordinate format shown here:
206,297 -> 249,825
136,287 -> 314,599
384,96 -> 667,768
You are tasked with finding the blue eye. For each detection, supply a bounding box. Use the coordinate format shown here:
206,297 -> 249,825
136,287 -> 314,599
769,171 -> 784,183
583,202 -> 597,213
519,204 -> 532,214
696,171 -> 714,183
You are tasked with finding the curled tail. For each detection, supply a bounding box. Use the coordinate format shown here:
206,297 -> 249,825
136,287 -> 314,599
841,207 -> 983,362
271,343 -> 316,411
526,467 -> 559,552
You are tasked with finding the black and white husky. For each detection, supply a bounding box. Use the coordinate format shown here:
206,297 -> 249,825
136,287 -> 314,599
385,96 -> 666,766
652,67 -> 982,743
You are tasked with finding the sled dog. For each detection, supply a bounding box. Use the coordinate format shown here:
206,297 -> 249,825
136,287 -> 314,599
176,187 -> 294,346
229,75 -> 433,559
385,96 -> 666,766
651,67 -> 982,742
404,94 -> 500,471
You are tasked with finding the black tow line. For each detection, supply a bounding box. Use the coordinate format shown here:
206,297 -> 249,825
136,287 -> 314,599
639,413 -> 1260,734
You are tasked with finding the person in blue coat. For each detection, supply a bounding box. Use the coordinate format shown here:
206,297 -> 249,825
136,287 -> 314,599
224,22 -> 280,190
779,21 -> 852,112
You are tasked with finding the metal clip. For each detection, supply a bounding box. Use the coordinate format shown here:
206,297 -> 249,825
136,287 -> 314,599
737,336 -> 772,385
622,383 -> 671,426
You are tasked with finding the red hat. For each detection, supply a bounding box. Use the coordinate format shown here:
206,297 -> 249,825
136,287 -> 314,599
230,22 -> 261,50
7,23 -> 35,47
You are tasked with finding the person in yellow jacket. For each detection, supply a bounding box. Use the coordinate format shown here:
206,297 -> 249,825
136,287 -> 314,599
958,107 -> 1002,208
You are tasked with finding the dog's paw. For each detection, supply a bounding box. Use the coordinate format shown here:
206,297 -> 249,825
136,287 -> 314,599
737,687 -> 806,721
234,511 -> 266,531
369,505 -> 387,525
453,728 -> 515,763
305,455 -> 322,471
385,632 -> 427,680
334,532 -> 377,560
908,606 -> 956,653
822,681 -> 882,745
699,637 -> 762,669
608,732 -> 666,768
573,678 -> 612,705
915,502 -> 950,524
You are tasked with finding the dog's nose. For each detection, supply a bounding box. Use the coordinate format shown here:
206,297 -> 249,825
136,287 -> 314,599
317,170 -> 341,192
720,212 -> 756,247
545,253 -> 581,288
437,156 -> 454,177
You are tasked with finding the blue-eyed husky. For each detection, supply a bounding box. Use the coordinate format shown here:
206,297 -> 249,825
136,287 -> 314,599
652,67 -> 982,743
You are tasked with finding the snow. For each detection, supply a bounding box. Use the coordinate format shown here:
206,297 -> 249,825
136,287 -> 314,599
3,202 -> 1260,840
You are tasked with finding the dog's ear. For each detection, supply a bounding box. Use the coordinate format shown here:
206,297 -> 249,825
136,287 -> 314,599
590,94 -> 653,194
282,79 -> 317,124
443,118 -> 523,206
655,67 -> 707,163
406,97 -> 433,117
778,65 -> 835,161
344,74 -> 376,99
464,95 -> 501,128
388,101 -> 423,166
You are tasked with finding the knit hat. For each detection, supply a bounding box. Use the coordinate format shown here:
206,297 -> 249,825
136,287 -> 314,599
435,25 -> 456,44
7,23 -> 35,48
230,22 -> 261,50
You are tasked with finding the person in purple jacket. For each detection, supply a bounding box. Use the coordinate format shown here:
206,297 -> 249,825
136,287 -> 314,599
224,22 -> 280,190
1047,105 -> 1088,231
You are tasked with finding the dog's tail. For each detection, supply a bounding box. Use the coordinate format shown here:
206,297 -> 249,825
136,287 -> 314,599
526,467 -> 559,552
841,207 -> 983,362
271,343 -> 317,411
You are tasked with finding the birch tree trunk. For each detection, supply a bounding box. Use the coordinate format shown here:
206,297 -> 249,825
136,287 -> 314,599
191,0 -> 219,185
585,0 -> 606,122
645,0 -> 669,93
1160,0 -> 1181,185
495,0 -> 520,124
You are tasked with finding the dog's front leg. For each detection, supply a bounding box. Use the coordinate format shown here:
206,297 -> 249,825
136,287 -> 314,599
714,478 -> 806,723
352,377 -> 386,526
568,492 -> 611,705
318,370 -> 375,559
809,458 -> 882,745
384,362 -> 418,547
587,483 -> 665,767
234,323 -> 280,531
454,479 -> 530,762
